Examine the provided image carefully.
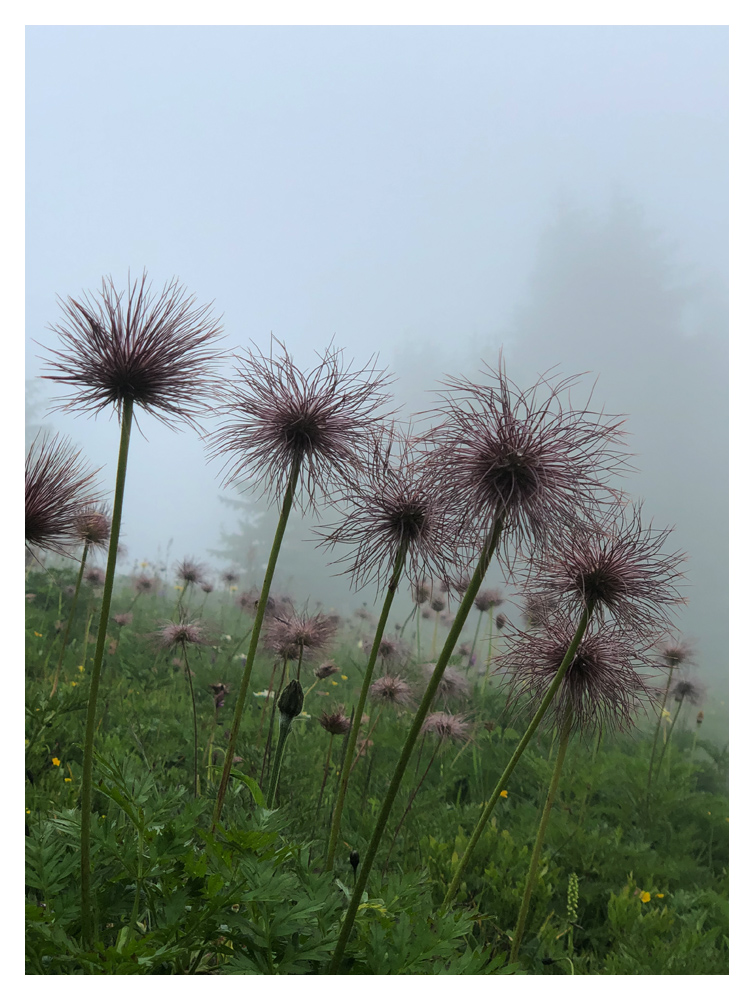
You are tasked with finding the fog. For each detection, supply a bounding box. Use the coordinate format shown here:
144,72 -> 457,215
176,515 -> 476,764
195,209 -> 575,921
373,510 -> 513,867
25,27 -> 728,723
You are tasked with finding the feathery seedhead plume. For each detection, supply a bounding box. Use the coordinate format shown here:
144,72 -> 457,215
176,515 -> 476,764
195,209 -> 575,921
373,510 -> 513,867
207,339 -> 393,510
319,709 -> 352,735
499,613 -> 657,737
368,634 -> 406,664
413,580 -> 432,605
221,569 -> 240,586
85,567 -> 105,587
658,638 -> 696,670
278,679 -> 305,720
672,678 -> 705,706
495,612 -> 507,630
369,675 -> 413,706
236,591 -> 257,614
314,660 -> 339,680
422,361 -> 628,562
474,588 -> 504,613
40,272 -> 224,428
73,506 -> 111,549
200,582 -> 214,594
25,433 -> 103,556
153,618 -> 211,650
113,613 -> 133,627
316,425 -> 464,590
264,609 -> 338,662
176,558 -> 206,586
522,592 -> 557,629
422,663 -> 471,703
430,597 -> 446,613
421,712 -> 470,743
134,574 -> 155,594
531,503 -> 686,632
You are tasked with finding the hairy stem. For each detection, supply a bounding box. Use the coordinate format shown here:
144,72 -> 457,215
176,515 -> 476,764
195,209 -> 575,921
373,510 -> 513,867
384,739 -> 440,871
510,706 -> 573,962
443,601 -> 592,907
328,519 -> 503,973
324,542 -> 408,872
182,645 -> 200,797
50,542 -> 90,697
80,397 -> 133,948
212,457 -> 300,831
646,664 -> 675,799
267,715 -> 293,807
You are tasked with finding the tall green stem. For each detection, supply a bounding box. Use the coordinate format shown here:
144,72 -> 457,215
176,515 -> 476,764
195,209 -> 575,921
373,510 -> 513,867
646,664 -> 675,797
325,542 -> 408,871
510,705 -> 573,962
468,610 -> 483,670
212,458 -> 301,830
80,398 -> 133,948
329,519 -> 503,973
656,694 -> 685,777
267,716 -> 293,807
182,645 -> 200,797
50,542 -> 90,697
443,602 -> 592,906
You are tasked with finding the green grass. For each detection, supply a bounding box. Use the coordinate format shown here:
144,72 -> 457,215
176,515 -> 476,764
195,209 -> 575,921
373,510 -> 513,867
25,567 -> 729,975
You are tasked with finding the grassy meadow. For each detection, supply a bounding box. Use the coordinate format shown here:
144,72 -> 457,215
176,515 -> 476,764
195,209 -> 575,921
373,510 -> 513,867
25,561 -> 728,975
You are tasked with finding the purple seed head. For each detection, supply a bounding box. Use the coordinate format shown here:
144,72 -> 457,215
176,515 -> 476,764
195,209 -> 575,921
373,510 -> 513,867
25,433 -> 103,556
40,272 -> 224,427
207,340 -> 393,511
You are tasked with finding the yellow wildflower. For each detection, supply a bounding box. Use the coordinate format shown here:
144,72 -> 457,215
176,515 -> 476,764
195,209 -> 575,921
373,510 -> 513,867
70,681 -> 78,687
330,680 -> 338,685
341,674 -> 348,680
52,757 -> 61,767
640,891 -> 651,903
64,778 -> 72,783
78,664 -> 85,673
655,893 -> 665,898
26,808 -> 31,814
500,790 -> 508,798
34,631 -> 43,638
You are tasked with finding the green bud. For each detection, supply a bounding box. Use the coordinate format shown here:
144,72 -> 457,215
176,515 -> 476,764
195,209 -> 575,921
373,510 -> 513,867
278,679 -> 304,720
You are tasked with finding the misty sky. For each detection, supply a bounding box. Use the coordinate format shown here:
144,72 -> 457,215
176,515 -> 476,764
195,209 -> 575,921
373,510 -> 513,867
25,27 -> 728,700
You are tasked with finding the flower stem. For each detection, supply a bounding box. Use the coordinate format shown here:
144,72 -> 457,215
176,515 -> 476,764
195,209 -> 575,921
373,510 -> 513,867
315,733 -> 335,821
267,715 -> 293,807
50,542 -> 90,697
260,658 -> 289,789
656,694 -> 685,777
212,458 -> 301,831
646,664 -> 675,799
468,609 -> 483,670
182,645 -> 200,797
324,541 -> 408,872
442,601 -> 592,907
80,397 -> 133,948
383,739 -> 440,871
328,518 -> 503,973
510,705 -> 573,962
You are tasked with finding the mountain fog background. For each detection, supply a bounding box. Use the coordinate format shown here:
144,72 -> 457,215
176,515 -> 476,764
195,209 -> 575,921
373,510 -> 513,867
25,26 -> 728,731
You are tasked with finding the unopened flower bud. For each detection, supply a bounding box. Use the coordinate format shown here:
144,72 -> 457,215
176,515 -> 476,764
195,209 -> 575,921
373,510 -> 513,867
278,679 -> 304,720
